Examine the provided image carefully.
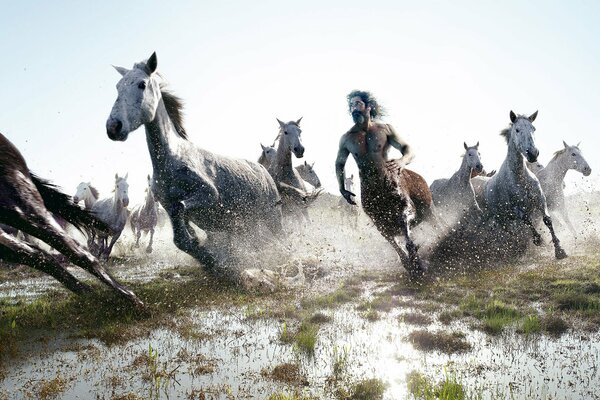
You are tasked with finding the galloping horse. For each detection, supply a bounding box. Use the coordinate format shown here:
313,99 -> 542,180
476,111 -> 567,259
295,161 -> 322,188
534,141 -> 591,236
430,142 -> 483,222
0,132 -> 142,306
73,181 -> 101,249
130,174 -> 159,253
91,174 -> 130,260
106,52 -> 283,272
267,118 -> 321,222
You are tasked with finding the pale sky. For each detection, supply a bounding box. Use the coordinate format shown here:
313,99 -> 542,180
2,0 -> 599,204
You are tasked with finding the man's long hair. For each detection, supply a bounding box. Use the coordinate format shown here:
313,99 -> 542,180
347,90 -> 386,119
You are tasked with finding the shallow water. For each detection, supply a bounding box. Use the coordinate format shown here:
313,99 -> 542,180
1,196 -> 600,399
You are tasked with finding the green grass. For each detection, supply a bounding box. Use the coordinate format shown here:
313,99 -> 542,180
407,371 -> 482,400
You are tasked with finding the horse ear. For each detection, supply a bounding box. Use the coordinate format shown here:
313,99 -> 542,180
124,173 -> 129,180
509,110 -> 517,123
577,141 -> 581,147
476,141 -> 480,149
147,174 -> 151,180
276,118 -> 285,129
113,65 -> 130,77
296,117 -> 303,125
304,160 -> 308,166
146,52 -> 158,75
464,142 -> 468,150
115,173 -> 118,180
311,162 -> 315,168
261,143 -> 266,151
529,110 -> 538,122
563,140 -> 569,149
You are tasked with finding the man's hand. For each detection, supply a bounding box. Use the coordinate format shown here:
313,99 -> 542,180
340,189 -> 356,205
386,158 -> 406,174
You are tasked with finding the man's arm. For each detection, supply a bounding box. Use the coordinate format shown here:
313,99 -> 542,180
386,124 -> 415,171
335,136 -> 356,205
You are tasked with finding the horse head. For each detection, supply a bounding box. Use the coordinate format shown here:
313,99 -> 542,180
302,161 -> 321,188
507,110 -> 539,163
73,182 -> 89,204
114,173 -> 130,207
463,141 -> 483,174
107,52 -> 162,141
277,118 -> 304,158
259,143 -> 277,168
562,141 -> 591,176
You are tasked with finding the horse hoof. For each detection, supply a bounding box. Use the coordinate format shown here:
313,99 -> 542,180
533,236 -> 543,246
146,247 -> 153,254
555,249 -> 568,260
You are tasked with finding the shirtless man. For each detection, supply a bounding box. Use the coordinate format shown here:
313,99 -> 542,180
335,90 -> 427,276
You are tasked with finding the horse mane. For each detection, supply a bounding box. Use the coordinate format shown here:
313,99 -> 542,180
499,114 -> 529,144
161,90 -> 188,140
550,147 -> 568,161
88,185 -> 99,200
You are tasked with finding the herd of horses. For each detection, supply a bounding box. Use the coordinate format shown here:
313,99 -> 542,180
0,52 -> 593,307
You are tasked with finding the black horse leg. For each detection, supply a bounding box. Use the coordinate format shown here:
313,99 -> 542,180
398,211 -> 427,278
10,212 -> 143,307
0,229 -> 91,295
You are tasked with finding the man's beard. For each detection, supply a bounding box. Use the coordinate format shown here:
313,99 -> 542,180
352,111 -> 365,124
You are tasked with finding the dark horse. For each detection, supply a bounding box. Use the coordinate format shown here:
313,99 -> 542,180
0,132 -> 143,307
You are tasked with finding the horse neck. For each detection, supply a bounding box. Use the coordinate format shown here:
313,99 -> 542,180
145,98 -> 183,173
144,190 -> 155,209
453,155 -> 472,185
273,134 -> 293,174
544,154 -> 569,181
112,188 -> 123,211
505,138 -> 527,176
84,193 -> 97,210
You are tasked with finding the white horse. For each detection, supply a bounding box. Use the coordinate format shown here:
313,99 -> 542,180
267,118 -> 320,223
73,182 -> 101,250
534,141 -> 591,236
295,161 -> 322,188
130,174 -> 158,253
337,174 -> 359,228
476,111 -> 567,259
258,143 -> 277,169
106,52 -> 283,272
430,142 -> 483,222
91,173 -> 130,260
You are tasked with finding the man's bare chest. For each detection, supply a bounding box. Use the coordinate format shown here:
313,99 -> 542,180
347,130 -> 388,155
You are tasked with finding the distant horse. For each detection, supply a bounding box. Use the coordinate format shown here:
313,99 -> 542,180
295,161 -> 322,188
534,141 -> 591,236
337,174 -> 359,228
106,52 -> 283,272
130,174 -> 158,253
430,142 -> 483,221
267,118 -> 320,222
476,111 -> 567,259
259,143 -> 322,189
258,143 -> 277,169
526,160 -> 545,175
91,173 -> 130,260
0,132 -> 142,306
73,181 -> 101,249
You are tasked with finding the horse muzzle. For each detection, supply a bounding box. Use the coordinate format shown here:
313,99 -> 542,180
106,118 -> 127,141
293,146 -> 305,158
525,149 -> 539,163
583,167 -> 592,176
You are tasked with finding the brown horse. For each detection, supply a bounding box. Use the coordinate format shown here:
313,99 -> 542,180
360,164 -> 435,277
0,132 -> 143,307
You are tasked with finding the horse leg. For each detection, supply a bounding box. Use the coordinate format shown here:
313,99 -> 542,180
146,228 -> 154,254
8,213 -> 143,306
542,214 -> 567,259
0,229 -> 91,295
168,201 -> 217,271
135,226 -> 141,248
397,211 -> 428,278
558,207 -> 578,238
103,231 -> 122,260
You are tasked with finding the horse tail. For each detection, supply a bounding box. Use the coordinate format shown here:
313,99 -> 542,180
29,173 -> 111,235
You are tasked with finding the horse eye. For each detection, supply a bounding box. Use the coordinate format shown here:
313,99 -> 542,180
284,131 -> 288,135
516,129 -> 520,133
138,81 -> 146,90
572,153 -> 576,156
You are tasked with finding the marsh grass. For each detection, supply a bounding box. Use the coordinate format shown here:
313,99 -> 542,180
408,330 -> 471,354
335,378 -> 386,400
407,370 -> 482,400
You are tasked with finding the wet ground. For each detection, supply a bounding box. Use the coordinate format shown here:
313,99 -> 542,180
1,194 -> 600,399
